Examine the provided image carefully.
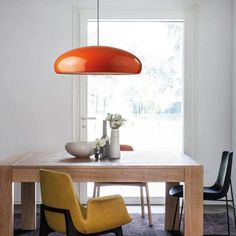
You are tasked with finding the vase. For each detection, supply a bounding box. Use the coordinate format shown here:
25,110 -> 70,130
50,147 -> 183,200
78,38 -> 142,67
101,120 -> 110,158
110,128 -> 120,159
94,149 -> 100,160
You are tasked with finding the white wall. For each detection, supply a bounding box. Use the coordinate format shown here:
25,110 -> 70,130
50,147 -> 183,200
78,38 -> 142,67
232,0 -> 236,191
197,0 -> 232,185
0,0 -> 75,159
0,0 -> 76,203
0,0 -> 234,202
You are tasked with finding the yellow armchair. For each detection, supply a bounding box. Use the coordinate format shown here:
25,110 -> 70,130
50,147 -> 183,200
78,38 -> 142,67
39,169 -> 132,236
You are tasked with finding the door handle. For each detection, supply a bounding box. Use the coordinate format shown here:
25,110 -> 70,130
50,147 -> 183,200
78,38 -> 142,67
81,117 -> 96,120
81,117 -> 96,129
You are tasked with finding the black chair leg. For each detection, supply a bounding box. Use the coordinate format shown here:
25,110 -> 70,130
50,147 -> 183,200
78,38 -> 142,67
179,200 -> 184,230
226,195 -> 230,236
178,200 -> 184,234
230,180 -> 236,229
39,205 -> 53,236
65,210 -> 82,236
115,226 -> 123,236
172,197 -> 179,231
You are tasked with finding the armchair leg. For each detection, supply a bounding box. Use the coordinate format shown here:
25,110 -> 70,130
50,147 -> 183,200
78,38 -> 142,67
65,210 -> 80,236
226,195 -> 230,236
140,185 -> 145,218
230,180 -> 236,229
39,205 -> 53,236
114,226 -> 123,236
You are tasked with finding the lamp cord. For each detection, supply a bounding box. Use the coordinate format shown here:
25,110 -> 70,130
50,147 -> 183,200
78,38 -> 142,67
97,0 -> 100,46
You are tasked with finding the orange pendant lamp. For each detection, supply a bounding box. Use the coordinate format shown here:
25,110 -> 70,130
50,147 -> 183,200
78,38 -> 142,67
54,0 -> 142,75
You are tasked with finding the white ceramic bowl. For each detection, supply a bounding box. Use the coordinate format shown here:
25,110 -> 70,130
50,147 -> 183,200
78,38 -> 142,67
65,142 -> 94,158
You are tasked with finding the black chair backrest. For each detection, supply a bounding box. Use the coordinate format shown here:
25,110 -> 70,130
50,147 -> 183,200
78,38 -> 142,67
214,151 -> 233,195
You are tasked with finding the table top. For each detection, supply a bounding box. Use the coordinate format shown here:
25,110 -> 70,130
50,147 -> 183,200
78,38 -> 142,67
2,150 -> 201,168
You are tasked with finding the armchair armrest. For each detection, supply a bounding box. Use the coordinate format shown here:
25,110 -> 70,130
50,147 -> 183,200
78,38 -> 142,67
85,194 -> 132,234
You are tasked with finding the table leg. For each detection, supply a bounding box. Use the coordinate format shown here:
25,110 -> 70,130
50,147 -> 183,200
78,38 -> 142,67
0,166 -> 13,236
184,166 -> 203,236
21,183 -> 36,230
165,182 -> 179,230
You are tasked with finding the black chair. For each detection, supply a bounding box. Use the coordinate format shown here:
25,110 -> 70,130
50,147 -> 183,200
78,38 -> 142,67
169,151 -> 236,235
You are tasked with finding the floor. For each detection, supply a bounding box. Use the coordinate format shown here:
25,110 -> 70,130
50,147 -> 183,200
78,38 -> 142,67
14,204 -> 236,235
14,204 -> 235,216
128,204 -> 235,215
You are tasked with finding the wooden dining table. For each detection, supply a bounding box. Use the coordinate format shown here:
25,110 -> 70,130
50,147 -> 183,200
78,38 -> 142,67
0,150 -> 203,236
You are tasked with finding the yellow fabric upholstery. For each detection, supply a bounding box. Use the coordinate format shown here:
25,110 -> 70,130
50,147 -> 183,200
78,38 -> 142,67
40,169 -> 132,234
86,195 -> 131,233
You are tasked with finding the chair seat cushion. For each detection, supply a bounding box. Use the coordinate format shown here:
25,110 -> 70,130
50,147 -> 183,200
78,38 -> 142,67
169,185 -> 225,201
169,185 -> 183,198
203,186 -> 225,200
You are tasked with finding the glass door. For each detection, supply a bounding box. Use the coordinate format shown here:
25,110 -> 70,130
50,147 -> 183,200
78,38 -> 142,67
76,10 -> 187,204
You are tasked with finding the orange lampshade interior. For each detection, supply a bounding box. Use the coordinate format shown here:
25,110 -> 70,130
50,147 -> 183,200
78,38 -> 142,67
54,46 -> 142,75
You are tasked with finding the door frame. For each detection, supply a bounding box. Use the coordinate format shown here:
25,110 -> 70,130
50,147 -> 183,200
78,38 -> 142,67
72,7 -> 197,204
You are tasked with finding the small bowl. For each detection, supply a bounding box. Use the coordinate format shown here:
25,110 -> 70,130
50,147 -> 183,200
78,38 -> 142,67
65,142 -> 94,158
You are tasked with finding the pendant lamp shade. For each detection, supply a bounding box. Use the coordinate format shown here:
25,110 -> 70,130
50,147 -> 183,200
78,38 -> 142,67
54,46 -> 142,75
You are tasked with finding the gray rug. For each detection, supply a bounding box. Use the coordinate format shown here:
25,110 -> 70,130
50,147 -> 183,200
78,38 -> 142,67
14,213 -> 236,236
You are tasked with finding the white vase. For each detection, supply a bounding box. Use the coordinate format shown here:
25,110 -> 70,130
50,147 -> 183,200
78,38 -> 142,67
110,128 -> 120,159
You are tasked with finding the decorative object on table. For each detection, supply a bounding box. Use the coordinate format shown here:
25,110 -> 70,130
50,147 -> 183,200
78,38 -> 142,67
94,137 -> 108,160
54,0 -> 142,75
106,113 -> 126,159
101,120 -> 110,158
65,142 -> 94,159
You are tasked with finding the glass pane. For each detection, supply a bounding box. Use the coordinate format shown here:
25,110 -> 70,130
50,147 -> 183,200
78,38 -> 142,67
86,20 -> 184,198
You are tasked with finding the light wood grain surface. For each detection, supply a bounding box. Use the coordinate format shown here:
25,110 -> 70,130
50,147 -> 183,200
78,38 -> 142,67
21,183 -> 36,230
10,150 -> 200,167
0,150 -> 203,236
0,166 -> 13,236
184,166 -> 204,235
